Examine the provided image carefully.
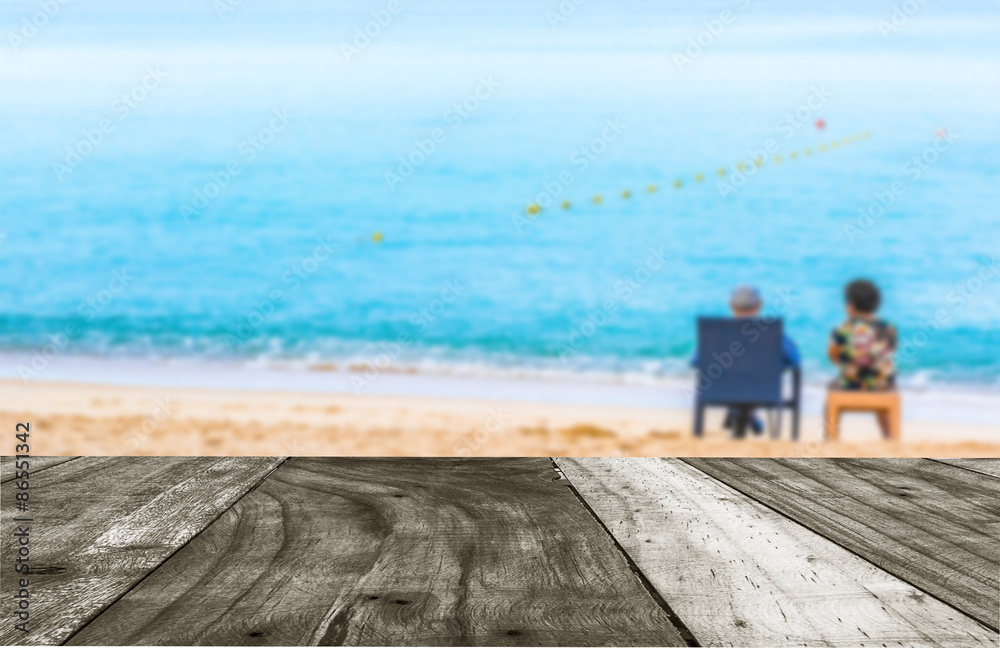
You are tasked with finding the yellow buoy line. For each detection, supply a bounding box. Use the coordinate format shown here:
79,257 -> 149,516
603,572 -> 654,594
524,131 -> 870,215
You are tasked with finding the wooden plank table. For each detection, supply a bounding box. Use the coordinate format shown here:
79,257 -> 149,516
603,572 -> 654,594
0,457 -> 285,646
65,458 -> 687,646
934,458 -> 1000,479
557,458 -> 998,647
683,458 -> 1000,630
0,457 -> 78,484
2,456 -> 997,647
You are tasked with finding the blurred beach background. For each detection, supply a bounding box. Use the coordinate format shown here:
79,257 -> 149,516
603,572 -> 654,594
1,0 -> 998,454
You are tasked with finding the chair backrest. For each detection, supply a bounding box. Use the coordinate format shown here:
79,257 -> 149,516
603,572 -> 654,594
694,316 -> 784,405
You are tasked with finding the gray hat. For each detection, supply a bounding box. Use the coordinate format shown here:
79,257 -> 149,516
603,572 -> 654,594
730,285 -> 762,311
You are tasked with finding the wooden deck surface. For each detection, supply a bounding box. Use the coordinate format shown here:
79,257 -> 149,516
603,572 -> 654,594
0,457 -> 284,646
65,458 -> 686,647
935,458 -> 1000,479
0,457 -> 77,483
556,458 -> 997,647
1,456 -> 997,647
683,458 -> 1000,630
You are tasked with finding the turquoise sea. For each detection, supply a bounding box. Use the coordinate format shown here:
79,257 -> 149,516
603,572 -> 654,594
1,0 -> 998,389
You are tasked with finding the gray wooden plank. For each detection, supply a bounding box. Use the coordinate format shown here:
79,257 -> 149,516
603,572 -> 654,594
0,456 -> 285,646
683,458 -> 1000,631
68,457 -> 688,647
934,458 -> 1000,479
1,456 -> 78,483
557,457 -> 998,647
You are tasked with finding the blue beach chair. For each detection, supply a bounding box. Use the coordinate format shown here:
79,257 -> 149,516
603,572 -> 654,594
692,317 -> 801,440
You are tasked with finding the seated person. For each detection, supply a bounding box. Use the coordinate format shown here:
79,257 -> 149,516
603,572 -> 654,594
828,278 -> 898,437
692,285 -> 800,437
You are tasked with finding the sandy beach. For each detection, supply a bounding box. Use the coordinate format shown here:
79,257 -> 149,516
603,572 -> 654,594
3,373 -> 998,457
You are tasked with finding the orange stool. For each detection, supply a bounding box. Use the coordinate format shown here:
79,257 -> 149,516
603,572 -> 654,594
824,390 -> 901,441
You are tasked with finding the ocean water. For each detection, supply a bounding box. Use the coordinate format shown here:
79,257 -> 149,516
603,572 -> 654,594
1,0 -> 999,389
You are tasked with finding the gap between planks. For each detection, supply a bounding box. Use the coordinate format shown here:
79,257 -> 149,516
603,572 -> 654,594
557,457 -> 998,647
682,458 -> 999,633
548,458 -> 701,648
928,458 -> 1000,480
0,456 -> 80,483
59,457 -> 290,646
66,458 -> 691,646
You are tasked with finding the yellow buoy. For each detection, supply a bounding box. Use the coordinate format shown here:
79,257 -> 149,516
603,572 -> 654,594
789,151 -> 798,160
773,154 -> 783,163
647,184 -> 658,193
526,203 -> 541,216
842,137 -> 850,145
372,232 -> 384,243
753,157 -> 763,167
717,167 -> 727,176
621,189 -> 631,199
818,144 -> 827,152
804,147 -> 813,156
853,133 -> 860,141
831,141 -> 839,149
863,131 -> 870,139
694,173 -> 704,182
561,199 -> 571,209
593,194 -> 603,204
672,179 -> 683,189
737,162 -> 747,172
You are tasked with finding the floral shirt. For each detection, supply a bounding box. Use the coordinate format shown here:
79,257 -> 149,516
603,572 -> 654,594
830,317 -> 897,390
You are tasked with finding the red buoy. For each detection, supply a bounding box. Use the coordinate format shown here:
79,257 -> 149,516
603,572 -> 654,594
815,118 -> 826,130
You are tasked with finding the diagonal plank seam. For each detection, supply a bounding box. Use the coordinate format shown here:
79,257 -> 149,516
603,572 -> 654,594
58,456 -> 292,646
678,458 -> 1000,635
1,456 -> 81,483
550,458 -> 702,648
927,458 -> 1000,481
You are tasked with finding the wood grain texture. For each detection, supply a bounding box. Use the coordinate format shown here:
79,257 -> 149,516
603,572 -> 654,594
68,457 -> 687,647
683,458 -> 1000,631
557,457 -> 999,647
934,458 -> 1000,479
0,456 -> 78,483
0,456 -> 285,646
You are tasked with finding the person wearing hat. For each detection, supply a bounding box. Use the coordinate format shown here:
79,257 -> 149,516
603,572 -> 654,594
692,285 -> 801,437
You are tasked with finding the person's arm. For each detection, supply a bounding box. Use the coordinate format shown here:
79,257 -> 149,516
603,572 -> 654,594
885,323 -> 898,352
828,328 -> 846,365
